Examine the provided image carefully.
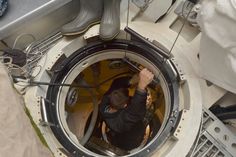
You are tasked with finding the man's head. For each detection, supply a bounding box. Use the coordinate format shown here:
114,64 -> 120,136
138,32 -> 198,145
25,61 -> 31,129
109,88 -> 129,110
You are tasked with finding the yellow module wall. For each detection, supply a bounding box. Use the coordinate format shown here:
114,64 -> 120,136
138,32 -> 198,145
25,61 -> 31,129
65,60 -> 166,139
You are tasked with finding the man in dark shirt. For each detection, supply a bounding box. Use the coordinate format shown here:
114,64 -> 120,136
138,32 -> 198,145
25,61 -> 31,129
100,68 -> 154,150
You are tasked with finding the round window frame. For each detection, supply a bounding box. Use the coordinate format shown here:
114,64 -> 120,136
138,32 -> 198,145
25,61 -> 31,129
45,39 -> 179,157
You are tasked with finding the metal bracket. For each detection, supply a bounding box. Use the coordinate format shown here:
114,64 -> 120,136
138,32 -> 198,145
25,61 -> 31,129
170,58 -> 186,83
124,27 -> 170,59
122,57 -> 160,84
39,97 -> 57,127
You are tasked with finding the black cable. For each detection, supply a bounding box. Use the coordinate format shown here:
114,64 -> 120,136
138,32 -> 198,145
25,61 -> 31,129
155,0 -> 177,23
210,104 -> 236,121
217,111 -> 236,121
124,0 -> 131,59
29,72 -> 131,89
29,81 -> 94,88
1,40 -> 9,48
169,2 -> 193,54
187,0 -> 199,4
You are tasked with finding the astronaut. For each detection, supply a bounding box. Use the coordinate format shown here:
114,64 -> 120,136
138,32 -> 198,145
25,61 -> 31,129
99,69 -> 154,150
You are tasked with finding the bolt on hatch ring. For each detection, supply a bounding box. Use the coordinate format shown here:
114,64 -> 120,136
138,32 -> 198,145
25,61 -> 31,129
45,39 -> 179,157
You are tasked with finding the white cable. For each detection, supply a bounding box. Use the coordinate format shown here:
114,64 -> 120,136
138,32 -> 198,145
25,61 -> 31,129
12,33 -> 36,49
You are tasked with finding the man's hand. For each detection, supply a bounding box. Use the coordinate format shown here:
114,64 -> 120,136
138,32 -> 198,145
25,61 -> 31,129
138,68 -> 154,91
